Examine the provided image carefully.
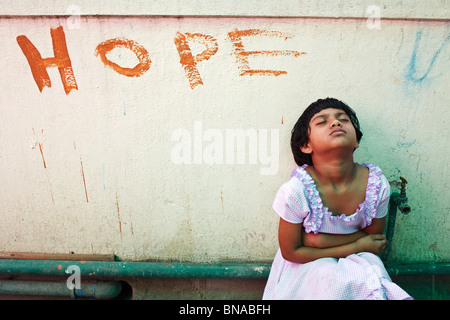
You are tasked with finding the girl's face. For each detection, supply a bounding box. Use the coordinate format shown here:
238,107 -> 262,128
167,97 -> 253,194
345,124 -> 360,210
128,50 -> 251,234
300,108 -> 359,155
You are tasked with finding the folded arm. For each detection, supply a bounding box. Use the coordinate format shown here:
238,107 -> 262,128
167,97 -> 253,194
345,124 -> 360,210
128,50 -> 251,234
302,216 -> 386,248
278,217 -> 386,264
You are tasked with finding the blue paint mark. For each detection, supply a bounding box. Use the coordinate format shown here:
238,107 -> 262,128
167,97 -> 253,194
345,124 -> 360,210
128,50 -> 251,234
122,87 -> 127,116
91,285 -> 95,297
397,139 -> 416,148
77,289 -> 83,297
405,29 -> 450,84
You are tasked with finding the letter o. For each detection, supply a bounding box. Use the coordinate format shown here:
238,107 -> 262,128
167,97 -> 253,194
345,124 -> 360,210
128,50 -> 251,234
95,38 -> 151,77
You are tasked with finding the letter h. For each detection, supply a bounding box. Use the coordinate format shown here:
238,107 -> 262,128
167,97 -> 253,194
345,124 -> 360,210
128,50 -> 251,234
17,25 -> 78,94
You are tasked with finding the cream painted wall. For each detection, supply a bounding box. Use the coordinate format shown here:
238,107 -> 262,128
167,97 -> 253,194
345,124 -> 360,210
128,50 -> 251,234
0,1 -> 449,263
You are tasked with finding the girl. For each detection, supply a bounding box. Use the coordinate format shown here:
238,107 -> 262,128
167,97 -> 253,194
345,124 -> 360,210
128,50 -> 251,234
263,98 -> 412,300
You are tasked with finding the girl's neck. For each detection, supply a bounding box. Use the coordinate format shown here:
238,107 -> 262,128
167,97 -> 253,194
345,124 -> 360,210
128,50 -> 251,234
309,154 -> 356,187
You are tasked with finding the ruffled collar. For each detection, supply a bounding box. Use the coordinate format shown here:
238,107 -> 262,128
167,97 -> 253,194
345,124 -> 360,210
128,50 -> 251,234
290,163 -> 382,234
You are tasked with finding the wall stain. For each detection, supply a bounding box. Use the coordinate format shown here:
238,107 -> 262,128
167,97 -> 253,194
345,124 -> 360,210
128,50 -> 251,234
116,192 -> 122,239
397,139 -> 416,148
220,187 -> 224,215
80,156 -> 88,203
32,128 -> 47,169
32,128 -> 55,204
38,143 -> 46,168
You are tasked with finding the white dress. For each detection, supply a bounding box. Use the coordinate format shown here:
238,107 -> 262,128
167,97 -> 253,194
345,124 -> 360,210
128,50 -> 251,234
263,163 -> 413,300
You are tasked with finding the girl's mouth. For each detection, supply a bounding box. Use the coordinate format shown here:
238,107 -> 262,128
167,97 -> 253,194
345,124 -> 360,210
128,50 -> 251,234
330,128 -> 346,136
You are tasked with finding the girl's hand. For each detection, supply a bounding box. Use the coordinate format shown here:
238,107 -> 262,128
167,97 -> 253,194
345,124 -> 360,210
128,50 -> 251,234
355,234 -> 387,254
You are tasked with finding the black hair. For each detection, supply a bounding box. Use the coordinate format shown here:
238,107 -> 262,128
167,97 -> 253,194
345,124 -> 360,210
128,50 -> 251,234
290,98 -> 363,166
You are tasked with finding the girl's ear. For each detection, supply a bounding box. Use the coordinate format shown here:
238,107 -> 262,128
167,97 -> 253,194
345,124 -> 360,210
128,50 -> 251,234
300,142 -> 313,154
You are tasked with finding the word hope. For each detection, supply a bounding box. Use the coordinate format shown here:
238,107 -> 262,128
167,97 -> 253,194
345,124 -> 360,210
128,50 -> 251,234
16,26 -> 305,94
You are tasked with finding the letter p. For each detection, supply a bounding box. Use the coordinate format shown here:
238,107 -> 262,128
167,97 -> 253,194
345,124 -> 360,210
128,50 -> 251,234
174,32 -> 219,89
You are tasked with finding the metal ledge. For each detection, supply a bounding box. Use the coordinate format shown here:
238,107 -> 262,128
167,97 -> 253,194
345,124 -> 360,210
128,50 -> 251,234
0,260 -> 272,279
0,279 -> 123,299
1,259 -> 449,279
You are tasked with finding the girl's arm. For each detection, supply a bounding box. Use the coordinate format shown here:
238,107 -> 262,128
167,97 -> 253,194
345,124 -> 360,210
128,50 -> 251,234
362,217 -> 386,234
303,231 -> 367,249
278,218 -> 386,264
302,217 -> 387,249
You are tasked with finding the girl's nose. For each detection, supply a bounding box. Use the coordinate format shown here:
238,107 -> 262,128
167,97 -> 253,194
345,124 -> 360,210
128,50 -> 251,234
331,119 -> 342,128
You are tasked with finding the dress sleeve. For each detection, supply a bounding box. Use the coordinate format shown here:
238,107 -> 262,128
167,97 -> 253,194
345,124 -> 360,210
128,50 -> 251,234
375,174 -> 391,219
272,179 -> 310,224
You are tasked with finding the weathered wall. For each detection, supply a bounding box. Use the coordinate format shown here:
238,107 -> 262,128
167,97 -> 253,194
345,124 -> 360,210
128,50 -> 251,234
0,1 -> 449,264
